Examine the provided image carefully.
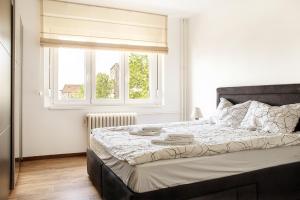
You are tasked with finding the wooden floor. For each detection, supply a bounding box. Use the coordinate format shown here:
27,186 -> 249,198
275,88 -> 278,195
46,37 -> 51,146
9,156 -> 101,200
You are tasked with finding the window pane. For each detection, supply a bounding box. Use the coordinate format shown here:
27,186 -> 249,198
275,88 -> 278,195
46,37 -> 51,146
95,50 -> 121,99
57,48 -> 85,101
128,53 -> 150,99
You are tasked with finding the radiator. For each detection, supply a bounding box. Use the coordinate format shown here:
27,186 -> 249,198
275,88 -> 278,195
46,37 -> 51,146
87,112 -> 136,146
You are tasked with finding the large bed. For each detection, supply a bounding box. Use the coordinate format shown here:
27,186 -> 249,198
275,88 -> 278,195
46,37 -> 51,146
87,84 -> 300,200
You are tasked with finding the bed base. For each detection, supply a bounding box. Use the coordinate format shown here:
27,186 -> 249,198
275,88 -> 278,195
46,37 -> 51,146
87,148 -> 300,200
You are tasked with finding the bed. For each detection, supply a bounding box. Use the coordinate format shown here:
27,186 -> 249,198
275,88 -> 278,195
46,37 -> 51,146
87,84 -> 300,200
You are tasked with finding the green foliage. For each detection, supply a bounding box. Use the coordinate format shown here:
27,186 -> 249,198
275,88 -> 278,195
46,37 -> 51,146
128,54 -> 150,99
78,85 -> 85,98
70,85 -> 84,99
96,73 -> 114,98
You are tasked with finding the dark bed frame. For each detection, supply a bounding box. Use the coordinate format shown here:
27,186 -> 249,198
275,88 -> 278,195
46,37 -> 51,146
87,84 -> 300,200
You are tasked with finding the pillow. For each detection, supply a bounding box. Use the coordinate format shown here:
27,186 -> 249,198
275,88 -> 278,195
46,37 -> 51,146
262,103 -> 300,133
210,98 -> 233,123
241,101 -> 300,133
240,101 -> 269,130
217,98 -> 233,111
216,98 -> 252,128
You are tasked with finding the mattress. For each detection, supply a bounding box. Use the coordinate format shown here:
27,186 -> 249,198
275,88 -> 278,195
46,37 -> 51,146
90,132 -> 300,193
91,120 -> 300,165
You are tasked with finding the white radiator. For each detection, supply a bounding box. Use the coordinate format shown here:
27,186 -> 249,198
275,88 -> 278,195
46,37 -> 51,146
87,112 -> 136,146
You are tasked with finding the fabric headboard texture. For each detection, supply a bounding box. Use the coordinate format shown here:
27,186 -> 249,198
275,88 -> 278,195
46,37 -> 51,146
217,84 -> 300,132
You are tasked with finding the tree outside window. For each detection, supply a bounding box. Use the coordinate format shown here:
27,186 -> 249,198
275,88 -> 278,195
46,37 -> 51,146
128,53 -> 150,99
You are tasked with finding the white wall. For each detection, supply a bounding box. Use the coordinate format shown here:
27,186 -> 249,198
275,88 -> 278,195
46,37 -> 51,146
16,0 -> 181,157
188,0 -> 300,116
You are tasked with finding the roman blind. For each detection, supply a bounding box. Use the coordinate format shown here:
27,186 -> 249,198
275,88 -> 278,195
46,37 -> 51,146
40,0 -> 168,53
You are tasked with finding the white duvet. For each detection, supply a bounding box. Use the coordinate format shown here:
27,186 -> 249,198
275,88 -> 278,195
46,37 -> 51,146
91,120 -> 300,165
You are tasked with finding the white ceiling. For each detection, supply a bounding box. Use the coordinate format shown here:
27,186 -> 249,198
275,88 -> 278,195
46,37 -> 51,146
63,0 -> 208,17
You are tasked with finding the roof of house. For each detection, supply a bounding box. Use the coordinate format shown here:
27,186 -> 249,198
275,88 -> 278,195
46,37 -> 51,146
62,84 -> 82,93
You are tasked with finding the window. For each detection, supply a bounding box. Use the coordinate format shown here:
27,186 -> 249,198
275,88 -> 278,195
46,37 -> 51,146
125,53 -> 159,104
45,48 -> 162,106
128,53 -> 150,99
54,48 -> 87,103
92,50 -> 123,104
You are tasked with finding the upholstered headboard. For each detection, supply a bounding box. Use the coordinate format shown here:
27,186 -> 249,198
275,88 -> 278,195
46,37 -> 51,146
216,84 -> 300,132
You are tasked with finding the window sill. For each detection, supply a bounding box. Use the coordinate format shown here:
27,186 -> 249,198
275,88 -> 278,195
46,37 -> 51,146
44,104 -> 181,116
45,103 -> 163,110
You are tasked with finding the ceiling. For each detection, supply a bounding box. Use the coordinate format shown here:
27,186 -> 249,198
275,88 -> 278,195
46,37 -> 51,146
62,0 -> 208,17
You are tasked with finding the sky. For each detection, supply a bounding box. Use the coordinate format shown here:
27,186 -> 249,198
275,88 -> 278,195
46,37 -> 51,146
95,50 -> 121,75
58,48 -> 120,90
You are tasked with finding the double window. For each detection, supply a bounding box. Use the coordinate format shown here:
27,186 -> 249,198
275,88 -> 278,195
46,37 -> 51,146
44,48 -> 162,106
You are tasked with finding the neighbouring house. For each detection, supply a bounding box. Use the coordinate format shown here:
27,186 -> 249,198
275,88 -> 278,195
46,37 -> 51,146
61,84 -> 82,98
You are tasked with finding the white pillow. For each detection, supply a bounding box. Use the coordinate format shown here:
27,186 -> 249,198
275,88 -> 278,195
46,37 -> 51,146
210,98 -> 233,123
240,101 -> 269,130
216,98 -> 252,128
217,98 -> 233,111
241,101 -> 300,133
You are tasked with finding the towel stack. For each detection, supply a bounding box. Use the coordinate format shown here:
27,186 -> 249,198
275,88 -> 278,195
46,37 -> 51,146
151,133 -> 195,145
129,126 -> 162,136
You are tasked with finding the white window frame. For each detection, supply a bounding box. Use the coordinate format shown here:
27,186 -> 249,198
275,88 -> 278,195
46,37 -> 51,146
46,48 -> 163,107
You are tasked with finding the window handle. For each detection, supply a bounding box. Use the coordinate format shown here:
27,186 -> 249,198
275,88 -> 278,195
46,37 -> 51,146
48,89 -> 53,97
156,89 -> 159,97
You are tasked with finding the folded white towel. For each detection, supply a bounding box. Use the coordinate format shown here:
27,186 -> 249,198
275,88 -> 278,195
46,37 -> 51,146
129,130 -> 161,136
151,132 -> 195,145
151,139 -> 194,146
166,133 -> 194,139
142,126 -> 162,132
164,138 -> 194,143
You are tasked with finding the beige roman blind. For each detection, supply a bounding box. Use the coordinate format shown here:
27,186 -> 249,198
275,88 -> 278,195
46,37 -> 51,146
40,0 -> 168,53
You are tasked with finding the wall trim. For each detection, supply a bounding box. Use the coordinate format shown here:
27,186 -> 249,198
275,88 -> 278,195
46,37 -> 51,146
179,18 -> 189,121
22,152 -> 86,161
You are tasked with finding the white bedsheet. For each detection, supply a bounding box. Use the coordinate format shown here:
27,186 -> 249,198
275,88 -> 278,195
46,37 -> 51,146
90,134 -> 300,193
91,120 -> 300,165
